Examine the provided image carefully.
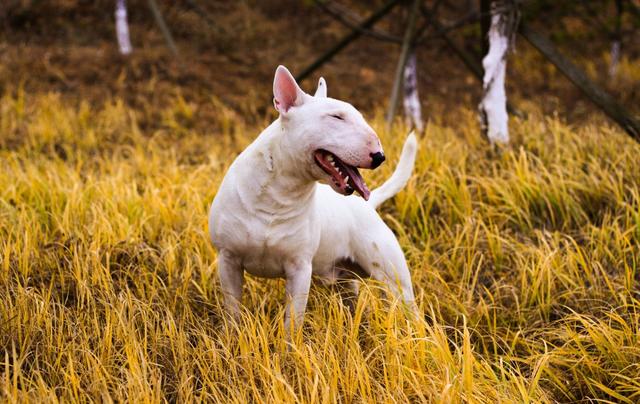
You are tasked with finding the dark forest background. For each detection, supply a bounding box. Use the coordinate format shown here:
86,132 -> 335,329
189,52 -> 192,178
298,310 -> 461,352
2,0 -> 639,130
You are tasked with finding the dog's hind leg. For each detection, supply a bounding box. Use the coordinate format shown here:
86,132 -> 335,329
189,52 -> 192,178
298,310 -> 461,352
370,259 -> 419,318
217,251 -> 244,319
354,228 -> 417,313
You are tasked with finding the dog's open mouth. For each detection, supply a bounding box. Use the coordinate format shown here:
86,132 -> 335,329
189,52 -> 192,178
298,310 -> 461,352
313,150 -> 370,200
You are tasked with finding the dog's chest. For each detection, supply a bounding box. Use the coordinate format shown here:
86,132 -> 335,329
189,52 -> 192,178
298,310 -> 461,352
254,223 -> 319,277
209,140 -> 322,277
213,206 -> 319,278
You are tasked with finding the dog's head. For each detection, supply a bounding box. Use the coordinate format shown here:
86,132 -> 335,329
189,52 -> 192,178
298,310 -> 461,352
272,65 -> 384,200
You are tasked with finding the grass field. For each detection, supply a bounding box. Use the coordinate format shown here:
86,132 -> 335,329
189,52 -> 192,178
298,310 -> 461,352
1,90 -> 640,402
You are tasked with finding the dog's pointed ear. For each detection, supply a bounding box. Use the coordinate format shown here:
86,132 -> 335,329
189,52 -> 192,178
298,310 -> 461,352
314,77 -> 327,98
273,65 -> 305,114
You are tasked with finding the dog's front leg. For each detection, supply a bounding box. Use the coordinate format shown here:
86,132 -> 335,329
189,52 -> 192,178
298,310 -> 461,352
217,251 -> 244,319
283,259 -> 313,332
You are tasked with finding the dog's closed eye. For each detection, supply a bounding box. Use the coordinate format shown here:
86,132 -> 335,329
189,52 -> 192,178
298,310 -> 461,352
330,113 -> 345,121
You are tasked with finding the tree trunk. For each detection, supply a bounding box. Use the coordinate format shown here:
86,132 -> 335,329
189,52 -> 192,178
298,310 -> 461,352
609,0 -> 623,78
421,5 -> 521,117
609,40 -> 621,78
115,0 -> 132,55
479,3 -> 510,144
386,0 -> 421,130
403,51 -> 424,132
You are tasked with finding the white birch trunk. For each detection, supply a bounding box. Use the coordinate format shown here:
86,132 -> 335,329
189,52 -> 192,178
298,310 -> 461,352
608,40 -> 620,78
479,11 -> 509,144
609,0 -> 623,79
115,0 -> 133,55
403,51 -> 424,132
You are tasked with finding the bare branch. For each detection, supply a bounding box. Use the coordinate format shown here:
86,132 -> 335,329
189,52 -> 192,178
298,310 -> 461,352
416,9 -> 481,44
520,23 -> 640,142
296,0 -> 403,83
316,0 -> 482,48
147,0 -> 178,56
314,1 -> 403,43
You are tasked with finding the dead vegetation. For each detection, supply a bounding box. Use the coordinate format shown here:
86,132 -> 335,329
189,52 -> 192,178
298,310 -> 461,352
1,89 -> 640,401
2,1 -> 640,401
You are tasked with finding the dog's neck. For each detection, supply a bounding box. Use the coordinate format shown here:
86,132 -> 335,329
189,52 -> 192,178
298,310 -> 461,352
240,119 -> 317,219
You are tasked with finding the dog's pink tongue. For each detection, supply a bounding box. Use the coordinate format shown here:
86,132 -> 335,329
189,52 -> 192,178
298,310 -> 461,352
344,165 -> 370,201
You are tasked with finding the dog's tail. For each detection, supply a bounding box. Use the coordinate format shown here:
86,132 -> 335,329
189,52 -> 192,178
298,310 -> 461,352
368,131 -> 418,209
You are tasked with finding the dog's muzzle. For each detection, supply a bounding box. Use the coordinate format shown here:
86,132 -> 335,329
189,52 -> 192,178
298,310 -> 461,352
370,152 -> 385,169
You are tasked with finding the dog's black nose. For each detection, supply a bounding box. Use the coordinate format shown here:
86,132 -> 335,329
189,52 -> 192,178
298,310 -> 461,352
370,151 -> 385,169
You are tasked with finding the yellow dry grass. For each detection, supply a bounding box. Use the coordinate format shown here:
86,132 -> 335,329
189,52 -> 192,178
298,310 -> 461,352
1,89 -> 640,402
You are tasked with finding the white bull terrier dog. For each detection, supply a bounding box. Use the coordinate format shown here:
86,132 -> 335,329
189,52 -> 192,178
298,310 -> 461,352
209,65 -> 418,330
